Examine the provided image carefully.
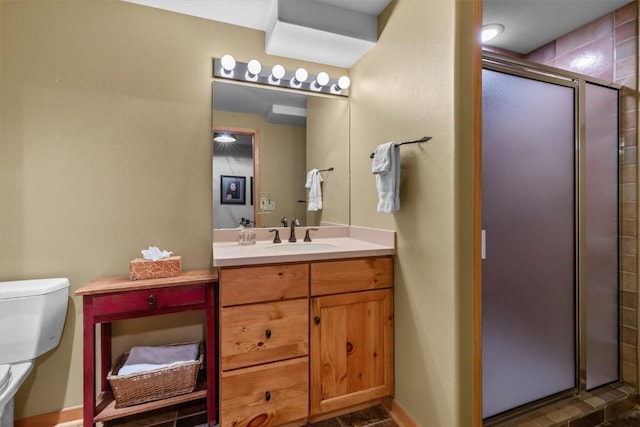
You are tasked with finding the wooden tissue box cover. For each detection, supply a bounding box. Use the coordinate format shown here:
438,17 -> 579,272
130,256 -> 182,280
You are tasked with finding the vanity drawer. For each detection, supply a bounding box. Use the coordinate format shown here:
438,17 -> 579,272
91,284 -> 205,317
310,257 -> 393,296
219,264 -> 309,307
220,298 -> 309,370
220,357 -> 309,427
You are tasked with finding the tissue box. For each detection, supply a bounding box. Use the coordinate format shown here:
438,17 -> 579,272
129,256 -> 182,280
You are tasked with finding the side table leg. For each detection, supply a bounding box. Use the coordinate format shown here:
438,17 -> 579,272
82,297 -> 95,427
100,323 -> 112,393
205,283 -> 217,426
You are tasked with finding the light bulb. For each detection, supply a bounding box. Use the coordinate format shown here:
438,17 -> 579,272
247,59 -> 261,75
291,68 -> 308,88
213,132 -> 236,143
220,54 -> 236,77
317,72 -> 330,86
245,59 -> 262,81
311,72 -> 330,91
269,64 -> 286,84
331,75 -> 351,94
481,24 -> 504,43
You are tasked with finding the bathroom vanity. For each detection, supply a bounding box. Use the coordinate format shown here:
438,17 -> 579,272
213,226 -> 395,427
75,270 -> 218,427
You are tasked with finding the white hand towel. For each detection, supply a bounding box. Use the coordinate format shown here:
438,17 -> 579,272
117,343 -> 200,375
305,169 -> 323,211
372,142 -> 400,213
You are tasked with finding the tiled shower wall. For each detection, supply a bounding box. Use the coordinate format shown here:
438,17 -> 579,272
491,1 -> 639,387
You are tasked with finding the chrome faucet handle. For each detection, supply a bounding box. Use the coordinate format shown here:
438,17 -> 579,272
280,216 -> 288,227
269,229 -> 281,244
304,228 -> 319,242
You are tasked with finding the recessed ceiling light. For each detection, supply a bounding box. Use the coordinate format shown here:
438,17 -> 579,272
213,132 -> 237,143
482,24 -> 504,43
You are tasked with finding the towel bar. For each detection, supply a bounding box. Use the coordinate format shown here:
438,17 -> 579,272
370,136 -> 432,158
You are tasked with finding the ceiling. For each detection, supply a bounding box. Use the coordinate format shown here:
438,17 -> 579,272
125,0 -> 634,125
483,0 -> 631,54
126,0 -> 633,57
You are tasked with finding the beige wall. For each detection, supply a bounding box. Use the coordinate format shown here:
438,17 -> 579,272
0,0 -> 346,418
306,96 -> 350,226
1,0 -> 476,424
349,0 -> 475,425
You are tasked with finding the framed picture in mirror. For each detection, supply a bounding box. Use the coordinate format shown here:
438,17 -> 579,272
221,175 -> 246,205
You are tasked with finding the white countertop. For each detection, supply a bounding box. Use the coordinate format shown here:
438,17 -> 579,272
212,226 -> 395,267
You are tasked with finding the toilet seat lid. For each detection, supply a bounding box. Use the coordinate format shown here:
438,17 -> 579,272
0,364 -> 11,395
0,278 -> 69,299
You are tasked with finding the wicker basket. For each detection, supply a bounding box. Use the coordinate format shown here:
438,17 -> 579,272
107,341 -> 203,407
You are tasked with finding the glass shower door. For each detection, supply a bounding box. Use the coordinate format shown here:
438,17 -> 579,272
584,82 -> 619,390
482,68 -> 577,419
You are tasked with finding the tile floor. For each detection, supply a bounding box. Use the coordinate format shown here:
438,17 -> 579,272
489,383 -> 638,427
52,399 -> 640,427
93,400 -> 397,427
600,407 -> 640,426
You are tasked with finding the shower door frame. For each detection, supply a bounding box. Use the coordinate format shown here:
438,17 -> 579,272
481,51 -> 622,425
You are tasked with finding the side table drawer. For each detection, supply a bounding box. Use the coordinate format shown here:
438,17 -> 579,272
92,284 -> 206,316
220,357 -> 309,427
220,299 -> 309,371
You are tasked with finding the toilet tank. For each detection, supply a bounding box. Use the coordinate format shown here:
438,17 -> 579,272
0,278 -> 69,365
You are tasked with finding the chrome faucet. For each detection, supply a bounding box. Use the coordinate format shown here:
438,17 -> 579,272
288,218 -> 299,242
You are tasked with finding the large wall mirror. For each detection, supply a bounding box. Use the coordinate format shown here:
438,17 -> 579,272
212,80 -> 350,230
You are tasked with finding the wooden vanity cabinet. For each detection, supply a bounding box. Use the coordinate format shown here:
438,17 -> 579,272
310,257 -> 394,416
217,256 -> 394,426
218,264 -> 310,427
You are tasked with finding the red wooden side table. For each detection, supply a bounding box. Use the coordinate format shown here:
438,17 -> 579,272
75,269 -> 218,426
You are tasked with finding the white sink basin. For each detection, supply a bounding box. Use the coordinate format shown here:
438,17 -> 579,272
265,242 -> 337,253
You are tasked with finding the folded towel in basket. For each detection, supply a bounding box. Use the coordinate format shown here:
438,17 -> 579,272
117,343 -> 199,375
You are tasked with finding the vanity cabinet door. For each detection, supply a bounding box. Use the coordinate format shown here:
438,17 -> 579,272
220,357 -> 309,427
220,298 -> 309,370
310,289 -> 394,415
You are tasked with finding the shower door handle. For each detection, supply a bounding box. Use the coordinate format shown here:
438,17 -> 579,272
481,229 -> 486,260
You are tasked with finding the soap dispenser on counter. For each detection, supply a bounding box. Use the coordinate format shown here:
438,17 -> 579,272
237,217 -> 256,246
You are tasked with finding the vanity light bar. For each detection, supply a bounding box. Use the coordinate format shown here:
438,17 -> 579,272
213,56 -> 350,97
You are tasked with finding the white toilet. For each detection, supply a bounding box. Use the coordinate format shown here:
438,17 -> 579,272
0,278 -> 69,427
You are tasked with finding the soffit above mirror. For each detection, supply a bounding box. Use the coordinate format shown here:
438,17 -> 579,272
122,0 -> 392,68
